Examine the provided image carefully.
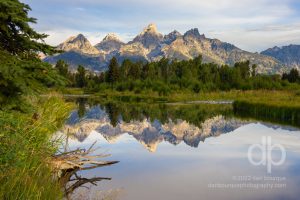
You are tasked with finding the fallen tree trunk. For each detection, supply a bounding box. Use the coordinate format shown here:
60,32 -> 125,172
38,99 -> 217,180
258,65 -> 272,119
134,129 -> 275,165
51,141 -> 119,172
49,141 -> 119,199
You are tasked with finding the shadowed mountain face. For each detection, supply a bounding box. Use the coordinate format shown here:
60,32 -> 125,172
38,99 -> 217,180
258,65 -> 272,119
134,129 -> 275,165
261,45 -> 300,69
45,24 -> 285,73
44,51 -> 107,71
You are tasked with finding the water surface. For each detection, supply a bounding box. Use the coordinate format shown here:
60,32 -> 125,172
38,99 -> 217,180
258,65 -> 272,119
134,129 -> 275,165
59,99 -> 300,200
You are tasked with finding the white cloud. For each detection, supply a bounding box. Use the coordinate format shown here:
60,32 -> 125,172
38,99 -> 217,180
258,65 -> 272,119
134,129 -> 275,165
23,0 -> 300,51
209,23 -> 300,51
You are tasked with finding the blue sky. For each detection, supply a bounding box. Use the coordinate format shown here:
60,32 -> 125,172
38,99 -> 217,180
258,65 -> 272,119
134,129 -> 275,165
22,0 -> 300,52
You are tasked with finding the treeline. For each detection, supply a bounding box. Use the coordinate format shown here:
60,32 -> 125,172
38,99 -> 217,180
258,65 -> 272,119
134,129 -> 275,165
56,56 -> 300,95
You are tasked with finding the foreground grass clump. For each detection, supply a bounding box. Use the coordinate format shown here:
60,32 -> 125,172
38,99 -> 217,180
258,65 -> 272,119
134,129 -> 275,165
0,94 -> 73,200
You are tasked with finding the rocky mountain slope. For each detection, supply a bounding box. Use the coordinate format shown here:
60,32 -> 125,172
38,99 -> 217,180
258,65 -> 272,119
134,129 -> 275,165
44,34 -> 107,71
57,34 -> 100,55
95,33 -> 124,53
261,45 -> 300,69
45,24 -> 285,73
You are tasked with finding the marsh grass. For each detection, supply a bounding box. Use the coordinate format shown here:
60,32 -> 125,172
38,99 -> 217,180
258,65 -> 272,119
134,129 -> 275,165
71,89 -> 300,127
0,94 -> 73,199
233,101 -> 300,127
167,90 -> 300,106
63,88 -> 300,107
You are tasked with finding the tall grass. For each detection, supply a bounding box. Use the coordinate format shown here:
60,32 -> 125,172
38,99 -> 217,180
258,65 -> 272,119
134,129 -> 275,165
233,100 -> 300,127
0,94 -> 73,199
62,88 -> 300,108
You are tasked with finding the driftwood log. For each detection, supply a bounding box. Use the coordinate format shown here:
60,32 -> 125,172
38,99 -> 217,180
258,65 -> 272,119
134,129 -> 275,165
51,141 -> 118,171
50,141 -> 119,199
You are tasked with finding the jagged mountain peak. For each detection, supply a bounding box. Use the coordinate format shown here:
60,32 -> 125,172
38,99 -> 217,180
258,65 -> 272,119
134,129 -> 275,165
209,38 -> 238,51
165,30 -> 182,39
141,23 -> 159,35
57,34 -> 100,55
168,30 -> 182,36
261,44 -> 300,69
131,23 -> 163,50
164,30 -> 182,44
62,34 -> 88,44
74,33 -> 85,40
46,24 -> 286,73
102,33 -> 123,42
263,46 -> 281,52
95,33 -> 125,54
264,44 -> 300,53
183,28 -> 205,40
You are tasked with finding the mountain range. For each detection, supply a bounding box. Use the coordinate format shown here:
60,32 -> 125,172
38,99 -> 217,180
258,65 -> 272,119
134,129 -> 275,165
44,24 -> 300,73
261,45 -> 300,69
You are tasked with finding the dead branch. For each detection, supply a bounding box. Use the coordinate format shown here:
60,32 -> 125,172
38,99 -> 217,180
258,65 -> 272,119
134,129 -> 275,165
51,142 -> 118,172
50,142 -> 119,199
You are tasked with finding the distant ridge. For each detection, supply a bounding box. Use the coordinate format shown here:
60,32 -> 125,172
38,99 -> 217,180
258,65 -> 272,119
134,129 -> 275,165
45,24 -> 287,73
261,45 -> 300,69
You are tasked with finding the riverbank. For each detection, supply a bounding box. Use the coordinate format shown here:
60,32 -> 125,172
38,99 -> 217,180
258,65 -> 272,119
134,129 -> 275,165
0,94 -> 73,199
60,88 -> 300,108
60,88 -> 300,127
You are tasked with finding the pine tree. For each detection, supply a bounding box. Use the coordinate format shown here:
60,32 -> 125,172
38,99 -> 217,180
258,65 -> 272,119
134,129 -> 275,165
99,73 -> 105,83
288,68 -> 299,83
128,62 -> 141,80
0,0 -> 65,110
0,0 -> 56,56
75,65 -> 86,88
107,57 -> 119,87
55,60 -> 69,77
158,57 -> 170,83
251,64 -> 257,77
141,63 -> 150,79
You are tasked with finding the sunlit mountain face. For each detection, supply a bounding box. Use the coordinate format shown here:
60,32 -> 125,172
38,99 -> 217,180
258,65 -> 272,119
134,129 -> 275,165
45,24 -> 286,74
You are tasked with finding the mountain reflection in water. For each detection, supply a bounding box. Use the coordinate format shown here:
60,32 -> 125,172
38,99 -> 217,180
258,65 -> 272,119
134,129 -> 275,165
61,100 -> 298,152
62,101 -> 245,152
59,99 -> 300,200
